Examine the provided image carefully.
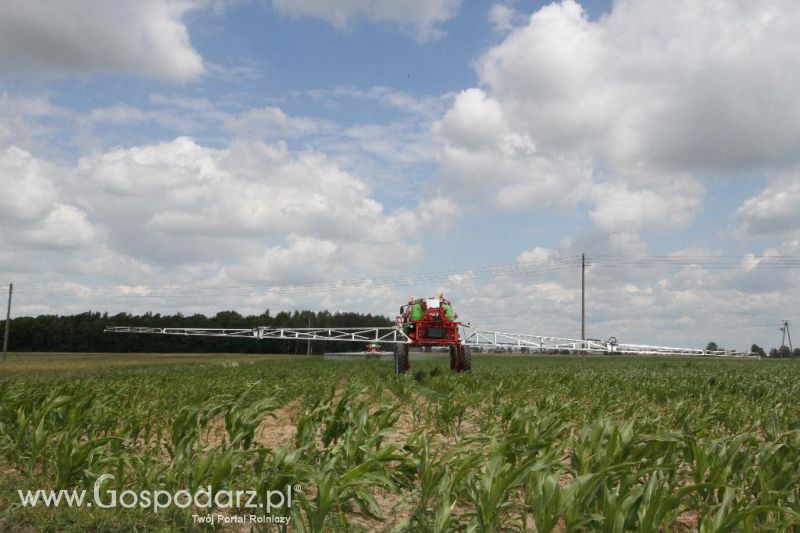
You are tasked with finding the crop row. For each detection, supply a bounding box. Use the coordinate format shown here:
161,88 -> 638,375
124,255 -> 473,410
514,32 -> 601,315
1,356 -> 799,531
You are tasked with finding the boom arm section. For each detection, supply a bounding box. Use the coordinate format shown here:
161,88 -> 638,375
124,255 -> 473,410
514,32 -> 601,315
105,325 -> 753,357
255,327 -> 410,343
104,326 -> 410,343
104,327 -> 259,338
460,328 -> 753,357
461,330 -> 611,352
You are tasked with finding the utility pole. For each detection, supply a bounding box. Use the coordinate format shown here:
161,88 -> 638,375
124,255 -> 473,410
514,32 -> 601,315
780,320 -> 793,352
581,254 -> 585,341
581,254 -> 586,362
2,283 -> 12,361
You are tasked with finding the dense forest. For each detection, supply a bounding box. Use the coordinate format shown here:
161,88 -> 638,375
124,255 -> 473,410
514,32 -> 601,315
0,310 -> 392,354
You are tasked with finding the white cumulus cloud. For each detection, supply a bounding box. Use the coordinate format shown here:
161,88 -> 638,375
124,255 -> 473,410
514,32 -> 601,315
435,88 -> 594,207
736,173 -> 800,239
437,0 -> 800,237
474,0 -> 800,171
70,136 -> 454,285
0,0 -> 204,81
590,178 -> 703,234
0,147 -> 95,249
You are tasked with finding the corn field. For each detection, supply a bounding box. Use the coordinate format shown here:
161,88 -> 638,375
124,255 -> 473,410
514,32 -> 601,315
1,355 -> 800,531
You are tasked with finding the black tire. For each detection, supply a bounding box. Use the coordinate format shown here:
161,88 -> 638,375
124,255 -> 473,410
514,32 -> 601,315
394,343 -> 410,374
461,344 -> 472,372
449,345 -> 458,371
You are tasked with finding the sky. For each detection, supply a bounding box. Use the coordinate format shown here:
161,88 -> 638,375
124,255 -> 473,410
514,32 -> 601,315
1,0 -> 799,352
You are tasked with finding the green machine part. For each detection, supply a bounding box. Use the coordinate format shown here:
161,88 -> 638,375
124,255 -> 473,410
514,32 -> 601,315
443,303 -> 454,320
410,300 -> 424,321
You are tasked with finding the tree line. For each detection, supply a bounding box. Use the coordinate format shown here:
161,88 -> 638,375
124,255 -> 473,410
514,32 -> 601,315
1,310 -> 392,355
4,311 -> 798,357
706,341 -> 800,358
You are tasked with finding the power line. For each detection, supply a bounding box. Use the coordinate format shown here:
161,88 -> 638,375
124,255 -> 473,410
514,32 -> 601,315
13,256 -> 585,299
592,254 -> 800,269
8,253 -> 800,300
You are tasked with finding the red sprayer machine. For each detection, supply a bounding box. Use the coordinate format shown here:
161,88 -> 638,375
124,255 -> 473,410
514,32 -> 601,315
394,295 -> 470,373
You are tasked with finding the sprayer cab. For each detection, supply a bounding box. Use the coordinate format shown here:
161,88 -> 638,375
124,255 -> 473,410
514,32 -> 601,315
397,296 -> 460,346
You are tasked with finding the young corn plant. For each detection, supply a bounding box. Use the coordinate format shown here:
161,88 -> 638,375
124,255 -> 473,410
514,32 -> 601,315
52,432 -> 120,488
224,396 -> 278,450
461,437 -> 550,532
292,454 -> 398,532
524,469 -> 565,533
403,432 -> 471,531
635,473 -> 716,533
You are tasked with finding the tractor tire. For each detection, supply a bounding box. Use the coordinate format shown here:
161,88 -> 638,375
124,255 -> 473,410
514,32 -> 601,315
455,344 -> 472,373
449,345 -> 458,371
461,345 -> 472,372
394,343 -> 410,374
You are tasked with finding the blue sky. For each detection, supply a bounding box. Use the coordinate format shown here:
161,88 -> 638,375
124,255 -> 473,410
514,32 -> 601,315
1,0 -> 799,351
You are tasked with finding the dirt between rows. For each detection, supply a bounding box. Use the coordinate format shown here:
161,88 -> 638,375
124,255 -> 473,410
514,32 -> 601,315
216,388 -> 701,532
2,378 -> 707,532
242,387 -> 699,532
1,381 -> 705,533
193,379 -> 708,532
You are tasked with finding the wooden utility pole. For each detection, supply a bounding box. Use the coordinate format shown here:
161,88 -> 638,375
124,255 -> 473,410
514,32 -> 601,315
581,254 -> 585,341
2,283 -> 11,361
581,254 -> 586,363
